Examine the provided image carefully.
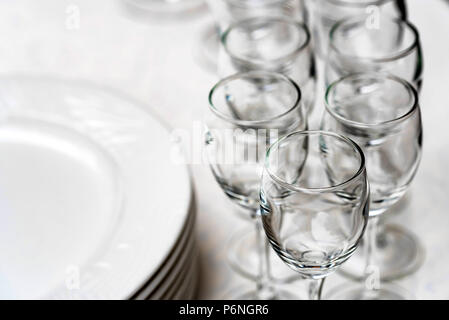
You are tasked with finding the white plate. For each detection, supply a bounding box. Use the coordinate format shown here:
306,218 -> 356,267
164,244 -> 200,300
133,207 -> 196,299
148,234 -> 197,299
0,76 -> 192,299
147,243 -> 199,300
182,252 -> 201,300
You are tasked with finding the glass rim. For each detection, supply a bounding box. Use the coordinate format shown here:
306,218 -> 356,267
329,15 -> 420,63
325,0 -> 393,7
324,72 -> 419,128
221,17 -> 311,66
208,70 -> 303,126
265,130 -> 366,193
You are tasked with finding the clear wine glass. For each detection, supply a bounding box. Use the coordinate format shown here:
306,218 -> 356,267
219,17 -> 316,116
199,0 -> 305,72
260,130 -> 369,300
204,71 -> 307,299
321,72 -> 423,298
325,15 -> 423,91
303,0 -> 407,58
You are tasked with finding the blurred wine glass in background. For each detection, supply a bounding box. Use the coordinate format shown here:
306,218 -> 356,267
219,17 -> 316,116
325,15 -> 423,90
303,0 -> 407,58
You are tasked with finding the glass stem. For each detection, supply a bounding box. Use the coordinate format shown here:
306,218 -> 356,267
308,278 -> 325,300
254,213 -> 276,300
364,216 -> 380,290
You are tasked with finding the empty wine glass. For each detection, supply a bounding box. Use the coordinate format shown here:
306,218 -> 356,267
303,0 -> 407,57
204,71 -> 307,299
199,0 -> 305,73
325,15 -> 423,90
260,130 -> 369,300
321,73 -> 423,298
219,17 -> 316,116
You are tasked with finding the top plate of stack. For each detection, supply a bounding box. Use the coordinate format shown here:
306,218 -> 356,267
0,76 -> 193,299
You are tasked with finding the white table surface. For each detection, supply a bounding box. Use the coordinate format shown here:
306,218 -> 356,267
1,0 -> 448,299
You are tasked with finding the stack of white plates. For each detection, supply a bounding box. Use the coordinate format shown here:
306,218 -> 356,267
0,76 -> 198,300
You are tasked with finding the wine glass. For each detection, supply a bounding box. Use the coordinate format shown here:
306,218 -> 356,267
260,130 -> 369,300
204,71 -> 307,299
219,17 -> 316,116
321,72 -> 423,298
199,0 -> 305,72
303,0 -> 407,58
325,15 -> 423,90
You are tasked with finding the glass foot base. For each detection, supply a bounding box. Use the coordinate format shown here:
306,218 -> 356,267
339,224 -> 424,281
223,285 -> 299,300
226,226 -> 302,283
325,282 -> 414,300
